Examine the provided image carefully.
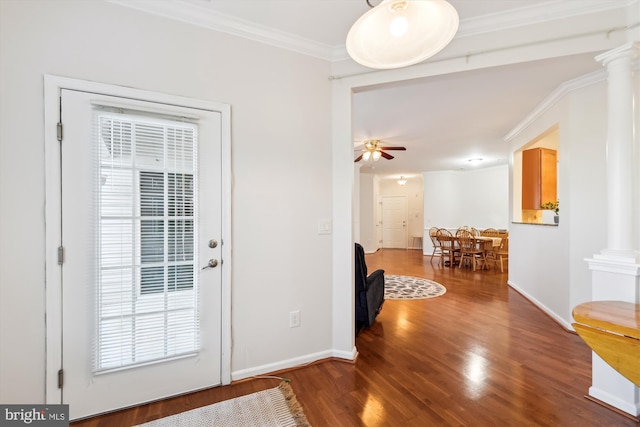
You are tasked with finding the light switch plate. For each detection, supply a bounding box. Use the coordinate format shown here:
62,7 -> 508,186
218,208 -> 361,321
318,220 -> 332,235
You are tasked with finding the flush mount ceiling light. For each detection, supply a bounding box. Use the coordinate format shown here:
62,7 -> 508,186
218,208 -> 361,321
346,0 -> 459,69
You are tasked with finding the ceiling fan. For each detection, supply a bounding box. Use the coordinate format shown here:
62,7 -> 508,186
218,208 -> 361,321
354,139 -> 406,163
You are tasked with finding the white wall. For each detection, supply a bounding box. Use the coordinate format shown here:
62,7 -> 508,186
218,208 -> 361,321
565,82 -> 609,319
0,0 -> 333,403
424,166 -> 509,231
507,75 -> 610,329
422,166 -> 509,255
358,173 -> 376,252
424,171 -> 462,229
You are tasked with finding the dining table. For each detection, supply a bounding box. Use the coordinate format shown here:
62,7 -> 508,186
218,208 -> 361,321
478,236 -> 502,248
474,236 -> 502,251
440,235 -> 501,268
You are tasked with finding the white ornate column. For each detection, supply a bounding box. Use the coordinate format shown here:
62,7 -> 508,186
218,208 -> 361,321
585,42 -> 640,418
597,43 -> 639,260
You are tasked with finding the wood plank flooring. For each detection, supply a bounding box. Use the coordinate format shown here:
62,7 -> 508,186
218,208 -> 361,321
71,249 -> 636,426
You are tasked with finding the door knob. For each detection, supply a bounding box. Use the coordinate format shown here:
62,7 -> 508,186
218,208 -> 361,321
201,259 -> 218,270
208,239 -> 218,248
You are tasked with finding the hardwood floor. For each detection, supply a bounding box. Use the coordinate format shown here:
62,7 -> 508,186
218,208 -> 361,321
72,249 -> 636,426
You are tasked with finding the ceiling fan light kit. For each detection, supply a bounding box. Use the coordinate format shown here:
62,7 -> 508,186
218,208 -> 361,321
346,0 -> 459,69
354,139 -> 407,163
362,151 -> 382,161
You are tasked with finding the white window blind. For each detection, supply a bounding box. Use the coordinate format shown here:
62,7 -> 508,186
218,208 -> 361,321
94,110 -> 199,372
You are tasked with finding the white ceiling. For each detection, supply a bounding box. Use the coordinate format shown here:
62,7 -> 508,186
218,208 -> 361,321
351,52 -> 602,176
115,0 -> 616,178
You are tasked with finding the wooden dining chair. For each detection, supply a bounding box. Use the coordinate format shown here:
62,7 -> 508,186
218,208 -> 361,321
457,229 -> 487,271
436,228 -> 460,267
480,228 -> 500,263
492,237 -> 509,272
428,227 -> 442,265
480,228 -> 499,237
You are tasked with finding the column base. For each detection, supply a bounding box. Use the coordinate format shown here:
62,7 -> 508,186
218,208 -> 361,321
584,394 -> 640,422
584,252 -> 640,417
588,355 -> 640,417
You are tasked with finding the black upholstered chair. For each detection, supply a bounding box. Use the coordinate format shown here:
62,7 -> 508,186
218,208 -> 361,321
355,243 -> 385,335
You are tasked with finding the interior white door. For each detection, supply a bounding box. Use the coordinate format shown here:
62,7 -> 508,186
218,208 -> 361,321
60,89 -> 222,420
382,196 -> 407,248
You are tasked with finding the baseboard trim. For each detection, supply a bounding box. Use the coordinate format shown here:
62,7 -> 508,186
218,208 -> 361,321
584,394 -> 640,422
507,280 -> 574,332
231,347 -> 357,381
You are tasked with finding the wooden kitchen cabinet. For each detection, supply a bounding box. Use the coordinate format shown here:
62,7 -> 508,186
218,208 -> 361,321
522,147 -> 557,209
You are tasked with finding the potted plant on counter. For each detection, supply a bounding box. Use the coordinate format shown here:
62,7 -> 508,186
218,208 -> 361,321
541,200 -> 559,224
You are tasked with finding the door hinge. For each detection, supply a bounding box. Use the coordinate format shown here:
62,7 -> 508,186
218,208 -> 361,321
57,246 -> 64,265
57,122 -> 63,142
57,369 -> 64,389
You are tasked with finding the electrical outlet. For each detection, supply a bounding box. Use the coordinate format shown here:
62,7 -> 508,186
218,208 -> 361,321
289,310 -> 300,328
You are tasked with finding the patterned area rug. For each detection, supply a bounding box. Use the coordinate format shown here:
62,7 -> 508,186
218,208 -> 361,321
134,382 -> 310,427
384,275 -> 447,300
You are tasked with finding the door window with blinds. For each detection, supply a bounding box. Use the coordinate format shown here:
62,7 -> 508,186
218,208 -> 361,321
96,110 -> 199,372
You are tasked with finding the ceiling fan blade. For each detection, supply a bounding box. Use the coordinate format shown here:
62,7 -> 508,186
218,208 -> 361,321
354,154 -> 363,162
378,146 -> 406,151
380,151 -> 394,160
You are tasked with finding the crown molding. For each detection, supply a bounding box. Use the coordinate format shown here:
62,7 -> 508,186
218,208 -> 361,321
456,0 -> 637,39
106,0 -> 335,60
504,53 -> 640,142
107,0 -> 637,63
503,68 -> 607,142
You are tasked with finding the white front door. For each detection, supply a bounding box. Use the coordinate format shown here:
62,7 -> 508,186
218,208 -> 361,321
58,88 -> 223,420
382,196 -> 407,248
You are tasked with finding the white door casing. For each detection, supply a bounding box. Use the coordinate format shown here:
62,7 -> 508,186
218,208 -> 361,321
44,76 -> 231,420
376,198 -> 383,249
381,196 -> 407,248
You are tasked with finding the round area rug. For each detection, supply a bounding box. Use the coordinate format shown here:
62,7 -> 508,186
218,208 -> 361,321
384,275 -> 447,300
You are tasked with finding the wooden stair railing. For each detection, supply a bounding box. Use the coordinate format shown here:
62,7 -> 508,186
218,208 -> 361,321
572,301 -> 640,387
